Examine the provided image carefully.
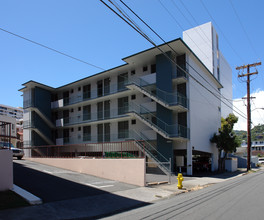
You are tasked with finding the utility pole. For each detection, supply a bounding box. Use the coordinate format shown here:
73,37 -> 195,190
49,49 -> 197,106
236,62 -> 261,171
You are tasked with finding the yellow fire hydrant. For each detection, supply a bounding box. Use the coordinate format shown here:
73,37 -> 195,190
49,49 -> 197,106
177,173 -> 184,189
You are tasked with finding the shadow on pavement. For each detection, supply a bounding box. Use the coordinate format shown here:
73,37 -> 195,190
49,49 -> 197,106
10,162 -> 150,219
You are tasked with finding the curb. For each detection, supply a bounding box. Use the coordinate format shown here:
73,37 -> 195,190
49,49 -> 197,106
12,185 -> 42,205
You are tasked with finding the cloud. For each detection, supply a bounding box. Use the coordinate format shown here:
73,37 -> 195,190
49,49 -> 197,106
233,89 -> 264,131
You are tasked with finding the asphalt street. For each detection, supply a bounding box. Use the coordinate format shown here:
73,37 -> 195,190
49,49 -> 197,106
105,169 -> 264,220
13,160 -> 137,203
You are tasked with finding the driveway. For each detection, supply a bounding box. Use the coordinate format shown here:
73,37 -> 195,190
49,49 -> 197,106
13,160 -> 137,203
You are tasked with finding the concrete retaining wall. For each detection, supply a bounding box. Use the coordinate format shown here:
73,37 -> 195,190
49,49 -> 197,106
27,158 -> 146,186
0,150 -> 13,191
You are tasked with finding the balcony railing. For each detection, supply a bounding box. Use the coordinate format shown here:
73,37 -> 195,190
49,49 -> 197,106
23,120 -> 51,140
127,77 -> 188,108
52,82 -> 129,109
129,102 -> 189,139
56,106 -> 130,127
23,100 -> 34,109
61,131 -> 133,145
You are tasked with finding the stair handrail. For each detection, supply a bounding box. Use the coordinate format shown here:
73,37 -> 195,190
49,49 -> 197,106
127,76 -> 187,107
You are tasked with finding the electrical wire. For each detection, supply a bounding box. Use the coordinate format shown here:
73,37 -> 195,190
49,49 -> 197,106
0,27 -> 105,71
159,0 -> 213,66
100,0 -> 247,120
199,0 -> 245,63
118,0 -> 246,119
229,0 -> 259,59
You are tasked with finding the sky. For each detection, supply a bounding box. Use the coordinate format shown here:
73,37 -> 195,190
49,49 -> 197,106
0,0 -> 263,130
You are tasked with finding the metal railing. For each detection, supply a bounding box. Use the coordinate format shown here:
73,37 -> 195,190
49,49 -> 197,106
54,82 -> 129,108
127,76 -> 188,108
129,102 -> 189,139
24,139 -> 143,159
57,106 -> 130,127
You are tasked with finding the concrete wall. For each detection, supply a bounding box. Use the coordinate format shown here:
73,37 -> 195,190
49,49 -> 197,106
0,150 -> 13,191
27,158 -> 146,186
188,54 -> 221,172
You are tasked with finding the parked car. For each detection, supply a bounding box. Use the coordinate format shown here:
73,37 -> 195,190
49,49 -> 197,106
258,158 -> 264,165
0,142 -> 24,160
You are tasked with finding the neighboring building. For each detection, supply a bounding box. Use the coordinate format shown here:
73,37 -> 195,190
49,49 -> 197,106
20,23 -> 232,175
238,140 -> 264,156
0,104 -> 23,119
0,115 -> 17,147
183,22 -> 233,118
0,105 -> 24,148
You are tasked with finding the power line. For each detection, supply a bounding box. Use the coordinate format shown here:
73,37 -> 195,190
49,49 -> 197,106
199,0 -> 245,63
162,0 -> 242,102
0,27 -> 105,71
229,0 -> 259,59
159,0 -> 213,66
178,0 -> 247,98
118,0 -> 246,119
170,0 -> 213,56
100,0 -> 247,120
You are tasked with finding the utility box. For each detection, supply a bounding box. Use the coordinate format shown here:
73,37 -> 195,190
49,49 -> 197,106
176,156 -> 184,167
225,158 -> 237,172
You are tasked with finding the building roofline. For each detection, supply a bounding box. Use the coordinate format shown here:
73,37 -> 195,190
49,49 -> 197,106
20,37 -> 223,91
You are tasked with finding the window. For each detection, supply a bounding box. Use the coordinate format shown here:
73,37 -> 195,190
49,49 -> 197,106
83,126 -> 91,141
78,87 -> 81,91
83,105 -> 91,121
104,100 -> 110,119
97,80 -> 103,97
118,121 -> 129,139
151,64 -> 156,73
131,95 -> 136,100
71,128 -> 74,132
78,107 -> 81,111
131,70 -> 135,75
97,124 -> 103,142
97,102 -> 103,120
71,89 -> 74,93
131,119 -> 136,125
63,91 -> 69,106
118,97 -> 128,115
83,84 -> 91,100
104,78 -> 110,96
78,127 -> 81,131
118,73 -> 128,91
143,66 -> 148,72
71,109 -> 74,113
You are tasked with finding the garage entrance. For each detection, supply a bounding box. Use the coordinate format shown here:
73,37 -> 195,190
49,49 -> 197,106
192,150 -> 212,175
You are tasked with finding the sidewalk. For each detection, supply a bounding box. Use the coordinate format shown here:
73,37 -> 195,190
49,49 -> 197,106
0,168 -> 259,220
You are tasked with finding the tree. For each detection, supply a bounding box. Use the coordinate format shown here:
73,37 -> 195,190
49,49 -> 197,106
210,114 -> 241,172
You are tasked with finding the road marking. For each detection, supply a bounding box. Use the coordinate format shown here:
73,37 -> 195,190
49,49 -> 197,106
42,170 -> 74,174
82,182 -> 114,189
43,170 -> 53,174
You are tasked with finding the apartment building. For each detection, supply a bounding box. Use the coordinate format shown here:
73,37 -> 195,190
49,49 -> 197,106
0,115 -> 17,147
183,22 -> 233,118
0,104 -> 23,120
20,23 -> 232,175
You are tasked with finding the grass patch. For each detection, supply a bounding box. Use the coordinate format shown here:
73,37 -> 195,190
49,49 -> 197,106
0,190 -> 29,210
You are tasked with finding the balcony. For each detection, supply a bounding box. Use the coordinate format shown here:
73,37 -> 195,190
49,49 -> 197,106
51,82 -> 129,109
56,107 -> 130,127
127,77 -> 188,111
60,131 -> 140,145
172,66 -> 188,83
23,100 -> 34,109
128,102 -> 189,140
